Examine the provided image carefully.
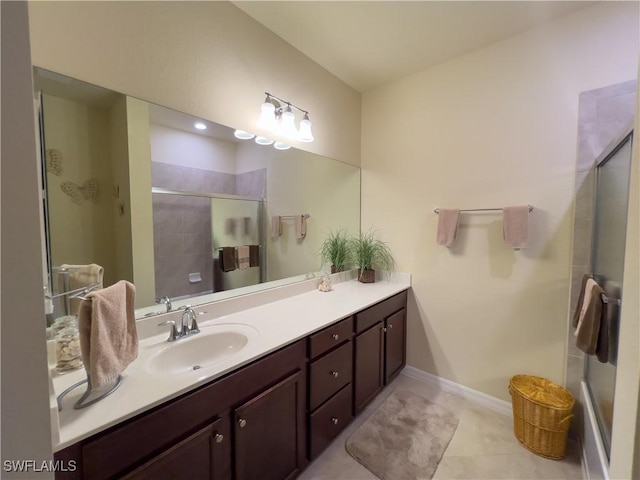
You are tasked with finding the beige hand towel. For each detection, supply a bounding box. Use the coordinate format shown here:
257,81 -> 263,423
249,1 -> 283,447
503,206 -> 530,249
237,245 -> 250,270
572,274 -> 593,328
574,279 -> 605,355
61,263 -> 104,314
77,280 -> 138,387
271,216 -> 282,238
295,215 -> 307,239
436,209 -> 460,247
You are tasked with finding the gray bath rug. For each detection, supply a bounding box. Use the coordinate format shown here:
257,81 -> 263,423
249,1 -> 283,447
345,389 -> 459,480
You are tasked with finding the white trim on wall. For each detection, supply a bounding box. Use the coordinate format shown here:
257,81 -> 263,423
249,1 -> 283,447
402,365 -> 513,417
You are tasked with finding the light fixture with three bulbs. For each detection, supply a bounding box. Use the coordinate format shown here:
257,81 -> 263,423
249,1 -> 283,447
234,92 -> 314,150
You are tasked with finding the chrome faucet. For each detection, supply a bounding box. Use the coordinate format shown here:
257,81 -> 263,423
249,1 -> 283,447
181,306 -> 200,335
157,306 -> 200,342
157,296 -> 172,312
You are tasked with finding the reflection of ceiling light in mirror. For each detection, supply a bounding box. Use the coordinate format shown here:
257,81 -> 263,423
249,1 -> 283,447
255,136 -> 274,146
194,122 -> 207,130
274,142 -> 291,150
234,129 -> 255,140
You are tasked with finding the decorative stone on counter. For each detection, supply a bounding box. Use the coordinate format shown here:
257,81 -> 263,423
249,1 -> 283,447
317,275 -> 332,292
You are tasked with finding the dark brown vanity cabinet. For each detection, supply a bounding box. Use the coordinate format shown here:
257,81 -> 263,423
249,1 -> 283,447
54,289 -> 408,480
353,291 -> 407,414
234,370 -> 306,480
55,340 -> 306,480
307,317 -> 354,460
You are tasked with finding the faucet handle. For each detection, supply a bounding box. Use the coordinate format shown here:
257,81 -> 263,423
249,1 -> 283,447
189,312 -> 200,334
158,320 -> 178,342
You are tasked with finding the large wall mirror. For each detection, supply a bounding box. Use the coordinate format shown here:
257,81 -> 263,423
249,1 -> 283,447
35,68 -> 360,320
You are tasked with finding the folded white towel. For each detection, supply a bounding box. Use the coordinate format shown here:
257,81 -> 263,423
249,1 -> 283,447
503,206 -> 530,249
436,209 -> 460,247
271,216 -> 281,238
295,215 -> 307,239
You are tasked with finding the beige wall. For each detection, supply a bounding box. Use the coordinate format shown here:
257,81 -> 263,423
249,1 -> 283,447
1,2 -> 54,476
27,1 -> 361,167
42,94 -> 117,286
361,2 -> 639,401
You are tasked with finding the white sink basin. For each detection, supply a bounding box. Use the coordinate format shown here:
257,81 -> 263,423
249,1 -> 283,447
146,324 -> 257,375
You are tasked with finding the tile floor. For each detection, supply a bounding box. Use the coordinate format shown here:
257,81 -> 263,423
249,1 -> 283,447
299,373 -> 583,480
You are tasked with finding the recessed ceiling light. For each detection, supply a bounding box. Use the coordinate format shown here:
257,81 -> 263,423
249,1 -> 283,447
194,122 -> 207,130
234,129 -> 255,140
274,142 -> 291,150
255,136 -> 274,146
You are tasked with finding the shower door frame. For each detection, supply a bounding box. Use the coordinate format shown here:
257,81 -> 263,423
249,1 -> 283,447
586,126 -> 634,460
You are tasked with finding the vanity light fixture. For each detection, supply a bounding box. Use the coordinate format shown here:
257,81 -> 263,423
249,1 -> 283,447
234,129 -> 255,140
194,122 -> 207,130
258,92 -> 314,143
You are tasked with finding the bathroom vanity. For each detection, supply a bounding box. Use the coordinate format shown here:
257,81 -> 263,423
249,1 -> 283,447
52,275 -> 409,479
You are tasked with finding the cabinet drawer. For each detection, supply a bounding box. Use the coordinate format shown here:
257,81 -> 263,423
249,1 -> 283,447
309,316 -> 353,360
309,384 -> 353,459
355,290 -> 407,333
310,341 -> 352,410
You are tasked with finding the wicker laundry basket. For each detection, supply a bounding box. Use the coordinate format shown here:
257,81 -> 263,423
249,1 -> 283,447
509,375 -> 575,459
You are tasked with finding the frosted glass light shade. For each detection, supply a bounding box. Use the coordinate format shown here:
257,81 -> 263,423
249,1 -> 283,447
279,109 -> 299,140
255,136 -> 274,146
234,129 -> 255,140
298,116 -> 314,142
258,101 -> 277,130
274,142 -> 291,150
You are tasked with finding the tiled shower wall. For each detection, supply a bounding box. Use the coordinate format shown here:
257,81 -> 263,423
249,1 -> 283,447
151,161 -> 266,300
566,80 -> 636,438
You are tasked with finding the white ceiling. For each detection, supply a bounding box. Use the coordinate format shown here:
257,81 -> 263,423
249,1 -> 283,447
234,1 -> 596,92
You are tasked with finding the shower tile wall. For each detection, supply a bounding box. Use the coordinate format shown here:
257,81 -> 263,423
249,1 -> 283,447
567,80 -> 636,439
152,162 -> 266,300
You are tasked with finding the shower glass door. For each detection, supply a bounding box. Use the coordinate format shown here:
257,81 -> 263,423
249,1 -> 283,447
587,131 -> 633,458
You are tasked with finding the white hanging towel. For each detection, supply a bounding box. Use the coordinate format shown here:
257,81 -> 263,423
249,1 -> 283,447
295,215 -> 307,239
503,206 -> 530,249
436,209 -> 460,247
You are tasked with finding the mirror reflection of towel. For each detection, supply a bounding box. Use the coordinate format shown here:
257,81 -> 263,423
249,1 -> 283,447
219,247 -> 236,272
271,216 -> 281,238
237,246 -> 250,270
60,263 -> 104,314
249,245 -> 260,267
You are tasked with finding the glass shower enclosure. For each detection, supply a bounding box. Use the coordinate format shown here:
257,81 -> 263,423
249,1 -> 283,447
586,130 -> 633,457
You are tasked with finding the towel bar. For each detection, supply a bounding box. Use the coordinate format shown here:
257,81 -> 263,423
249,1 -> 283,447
601,294 -> 621,306
434,205 -> 533,214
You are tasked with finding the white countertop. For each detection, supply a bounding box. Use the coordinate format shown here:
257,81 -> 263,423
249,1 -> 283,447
51,273 -> 411,451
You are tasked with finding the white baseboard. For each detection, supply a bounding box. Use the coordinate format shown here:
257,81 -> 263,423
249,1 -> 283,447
401,365 -> 513,417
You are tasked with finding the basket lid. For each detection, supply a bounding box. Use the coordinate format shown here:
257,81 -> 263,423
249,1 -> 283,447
510,375 -> 574,409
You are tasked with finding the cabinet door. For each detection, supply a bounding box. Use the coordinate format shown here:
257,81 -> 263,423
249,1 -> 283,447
234,370 -> 306,480
122,416 -> 231,480
384,308 -> 406,384
353,322 -> 385,414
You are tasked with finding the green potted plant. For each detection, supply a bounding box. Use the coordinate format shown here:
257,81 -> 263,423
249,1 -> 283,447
350,230 -> 395,283
320,229 -> 351,273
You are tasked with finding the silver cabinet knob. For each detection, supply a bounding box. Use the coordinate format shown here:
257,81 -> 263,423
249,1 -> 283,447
331,371 -> 339,378
383,327 -> 387,333
332,334 -> 339,340
331,417 -> 339,425
238,418 -> 247,428
388,324 -> 393,329
214,433 -> 224,443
